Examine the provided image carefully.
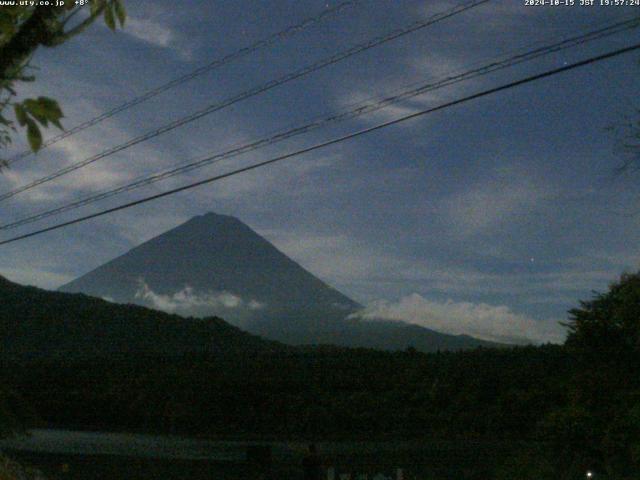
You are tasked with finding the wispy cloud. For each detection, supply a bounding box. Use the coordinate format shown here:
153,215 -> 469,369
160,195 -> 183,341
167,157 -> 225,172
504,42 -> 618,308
125,17 -> 175,48
123,16 -> 193,60
352,293 -> 566,344
442,167 -> 556,238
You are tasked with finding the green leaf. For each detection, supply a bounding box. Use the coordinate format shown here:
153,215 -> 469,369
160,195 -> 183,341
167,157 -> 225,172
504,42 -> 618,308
0,17 -> 16,40
49,118 -> 64,130
23,98 -> 48,127
90,0 -> 105,16
25,118 -> 42,152
39,97 -> 63,117
104,5 -> 116,31
114,0 -> 126,26
38,97 -> 64,129
19,97 -> 64,130
13,104 -> 27,126
49,117 -> 64,130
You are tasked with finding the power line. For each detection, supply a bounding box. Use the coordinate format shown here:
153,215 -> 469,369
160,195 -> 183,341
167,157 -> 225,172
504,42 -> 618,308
4,0 -> 363,166
1,41 -> 638,247
0,0 -> 489,203
1,15 -> 637,231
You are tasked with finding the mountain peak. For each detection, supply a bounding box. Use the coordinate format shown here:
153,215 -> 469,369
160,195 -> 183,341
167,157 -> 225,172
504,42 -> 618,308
183,211 -> 241,226
180,211 -> 250,233
199,211 -> 236,221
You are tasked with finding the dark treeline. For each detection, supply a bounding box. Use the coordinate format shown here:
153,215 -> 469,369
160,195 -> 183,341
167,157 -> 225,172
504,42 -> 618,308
3,345 -> 570,439
1,273 -> 639,479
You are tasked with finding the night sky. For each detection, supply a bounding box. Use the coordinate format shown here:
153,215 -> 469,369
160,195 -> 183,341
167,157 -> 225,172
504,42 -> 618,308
1,0 -> 639,343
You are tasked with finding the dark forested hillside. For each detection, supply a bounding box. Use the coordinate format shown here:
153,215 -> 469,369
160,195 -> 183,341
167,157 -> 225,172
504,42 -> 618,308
0,275 -> 282,359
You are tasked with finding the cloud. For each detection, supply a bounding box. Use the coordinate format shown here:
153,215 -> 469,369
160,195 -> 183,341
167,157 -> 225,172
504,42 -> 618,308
357,99 -> 431,126
125,17 -> 175,48
1,156 -> 130,204
0,120 -> 147,203
123,16 -> 192,60
134,280 -> 264,317
351,293 -> 566,344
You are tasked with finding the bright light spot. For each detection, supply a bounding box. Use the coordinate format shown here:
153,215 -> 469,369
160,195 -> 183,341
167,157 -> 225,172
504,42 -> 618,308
586,472 -> 593,479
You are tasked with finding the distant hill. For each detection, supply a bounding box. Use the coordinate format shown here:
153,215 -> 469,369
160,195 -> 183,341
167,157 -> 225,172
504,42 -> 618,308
0,275 -> 281,360
60,212 -> 498,351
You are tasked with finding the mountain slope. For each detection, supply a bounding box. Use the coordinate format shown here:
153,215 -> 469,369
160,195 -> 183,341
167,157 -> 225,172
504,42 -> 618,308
0,275 -> 281,360
60,212 -> 498,351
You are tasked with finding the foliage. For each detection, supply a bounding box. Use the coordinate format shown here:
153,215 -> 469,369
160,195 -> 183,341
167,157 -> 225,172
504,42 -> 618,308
565,271 -> 640,355
540,271 -> 640,479
494,446 -> 556,480
0,383 -> 36,439
0,453 -> 47,480
602,394 -> 640,479
0,0 -> 126,165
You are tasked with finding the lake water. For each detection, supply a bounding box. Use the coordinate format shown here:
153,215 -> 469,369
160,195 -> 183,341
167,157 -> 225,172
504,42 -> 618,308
0,429 -> 258,460
0,429 -> 511,479
0,429 -> 441,460
0,430 -> 297,479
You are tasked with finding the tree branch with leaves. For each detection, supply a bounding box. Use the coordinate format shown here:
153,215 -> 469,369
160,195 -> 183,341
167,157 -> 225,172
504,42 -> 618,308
0,0 -> 126,166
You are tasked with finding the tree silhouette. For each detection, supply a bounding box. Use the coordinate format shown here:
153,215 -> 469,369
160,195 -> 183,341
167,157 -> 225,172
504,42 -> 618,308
565,271 -> 640,355
0,1 -> 126,163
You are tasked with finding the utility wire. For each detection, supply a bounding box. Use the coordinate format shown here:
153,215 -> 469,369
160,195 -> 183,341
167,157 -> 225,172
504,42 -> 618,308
1,42 -> 638,247
1,15 -> 637,231
0,0 -> 489,203
5,0 -> 363,166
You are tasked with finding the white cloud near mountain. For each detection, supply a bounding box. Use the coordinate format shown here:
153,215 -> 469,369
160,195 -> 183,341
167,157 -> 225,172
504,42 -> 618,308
352,293 -> 566,344
134,281 -> 264,316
